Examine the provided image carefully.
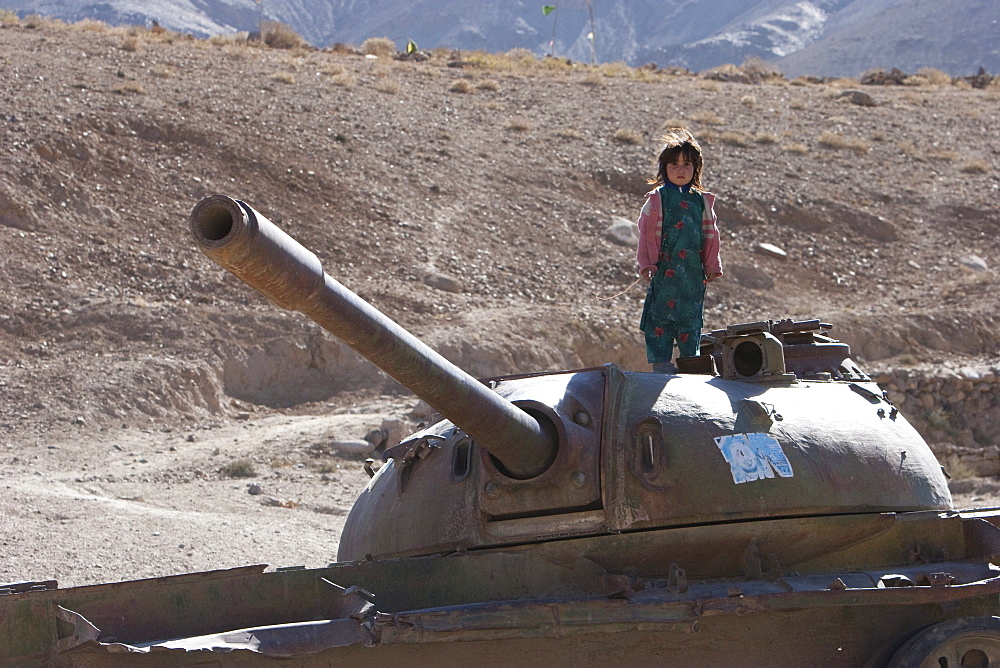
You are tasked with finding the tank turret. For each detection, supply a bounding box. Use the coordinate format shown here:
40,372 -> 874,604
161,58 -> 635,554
190,195 -> 951,564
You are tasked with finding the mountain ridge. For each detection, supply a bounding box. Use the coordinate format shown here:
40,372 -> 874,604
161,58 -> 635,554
4,0 -> 998,77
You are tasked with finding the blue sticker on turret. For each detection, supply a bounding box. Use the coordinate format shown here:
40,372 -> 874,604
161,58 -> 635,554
715,433 -> 794,484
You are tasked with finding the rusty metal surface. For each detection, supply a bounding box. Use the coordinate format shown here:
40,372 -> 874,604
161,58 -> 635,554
6,513 -> 1000,666
189,195 -> 555,479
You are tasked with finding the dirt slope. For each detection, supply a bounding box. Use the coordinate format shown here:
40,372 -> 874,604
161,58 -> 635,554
1,20 -> 998,587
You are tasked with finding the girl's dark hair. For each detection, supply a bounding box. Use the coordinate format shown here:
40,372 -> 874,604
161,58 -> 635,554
648,128 -> 704,189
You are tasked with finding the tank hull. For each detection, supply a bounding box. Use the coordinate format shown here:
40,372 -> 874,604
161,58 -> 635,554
6,509 -> 1000,666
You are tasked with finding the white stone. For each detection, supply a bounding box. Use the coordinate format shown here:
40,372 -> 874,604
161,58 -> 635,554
605,217 -> 639,246
755,242 -> 787,259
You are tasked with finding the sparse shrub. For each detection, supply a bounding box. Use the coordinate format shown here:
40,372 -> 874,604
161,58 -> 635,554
695,79 -> 720,92
330,72 -> 356,88
23,14 -> 49,29
0,10 -> 19,25
221,458 -> 257,478
719,131 -> 750,147
322,63 -> 347,76
739,56 -> 783,82
740,94 -> 756,108
476,78 -> 501,92
817,131 -> 869,155
599,61 -> 631,78
613,128 -> 644,145
361,37 -> 396,58
927,149 -> 959,162
269,456 -> 295,469
269,71 -> 296,84
450,78 -> 474,94
263,21 -> 307,50
375,77 -> 401,94
555,127 -> 586,140
960,160 -> 991,174
789,97 -> 808,110
113,82 -> 147,95
505,47 -> 536,61
753,132 -> 779,144
916,67 -> 952,86
76,18 -> 108,32
782,143 -> 810,154
578,71 -> 605,87
505,117 -> 533,132
121,35 -> 141,52
151,66 -> 172,78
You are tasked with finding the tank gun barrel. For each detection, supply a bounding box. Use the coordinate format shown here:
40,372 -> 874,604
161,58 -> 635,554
189,195 -> 556,479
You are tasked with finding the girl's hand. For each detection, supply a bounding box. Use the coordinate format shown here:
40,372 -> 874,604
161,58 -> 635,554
641,268 -> 655,281
705,272 -> 723,283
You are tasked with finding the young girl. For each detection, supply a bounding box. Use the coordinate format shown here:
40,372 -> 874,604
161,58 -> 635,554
636,128 -> 723,372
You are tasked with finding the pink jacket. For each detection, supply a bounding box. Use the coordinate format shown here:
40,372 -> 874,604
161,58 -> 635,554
636,188 -> 723,277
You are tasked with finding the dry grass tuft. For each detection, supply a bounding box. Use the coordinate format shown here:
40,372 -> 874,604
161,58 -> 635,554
505,117 -> 533,132
269,71 -> 296,84
476,78 -> 501,92
0,9 -> 19,25
263,21 -> 308,50
76,18 -> 108,32
718,131 -> 750,147
927,149 -> 959,162
613,128 -> 644,145
220,459 -> 258,479
120,35 -> 142,52
362,37 -> 397,58
789,97 -> 808,110
375,77 -> 401,94
913,67 -> 952,86
960,160 -> 991,174
740,94 -> 756,108
450,78 -> 475,94
554,127 -> 586,140
330,71 -> 356,88
782,143 -> 810,154
817,131 -> 869,154
753,132 -> 779,145
578,71 -> 605,87
113,82 -> 147,95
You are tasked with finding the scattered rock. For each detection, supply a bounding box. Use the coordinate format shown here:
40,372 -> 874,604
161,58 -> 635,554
424,272 -> 463,293
247,483 -> 263,495
861,68 -> 908,85
329,439 -> 373,455
605,217 -> 638,246
958,255 -> 988,272
838,90 -> 877,107
755,243 -> 787,259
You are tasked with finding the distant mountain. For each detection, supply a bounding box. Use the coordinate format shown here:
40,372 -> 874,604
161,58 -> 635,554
4,0 -> 997,77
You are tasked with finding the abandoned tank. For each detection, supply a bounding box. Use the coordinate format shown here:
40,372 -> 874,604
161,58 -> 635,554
4,194 -> 1000,666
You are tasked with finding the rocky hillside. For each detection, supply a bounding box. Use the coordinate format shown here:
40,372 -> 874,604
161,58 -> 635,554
4,0 -> 999,76
0,16 -> 998,449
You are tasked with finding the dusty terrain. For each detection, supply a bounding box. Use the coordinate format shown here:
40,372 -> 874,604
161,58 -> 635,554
1,19 -> 999,588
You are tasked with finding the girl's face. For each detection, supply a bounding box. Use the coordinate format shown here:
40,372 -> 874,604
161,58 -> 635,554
666,157 -> 695,187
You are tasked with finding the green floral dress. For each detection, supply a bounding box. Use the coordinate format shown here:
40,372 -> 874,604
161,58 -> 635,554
639,185 -> 707,362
